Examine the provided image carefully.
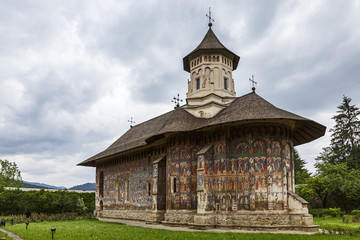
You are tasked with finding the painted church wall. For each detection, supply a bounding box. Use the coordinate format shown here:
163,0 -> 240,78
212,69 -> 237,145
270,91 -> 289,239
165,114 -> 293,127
167,137 -> 199,211
96,156 -> 153,211
202,125 -> 293,212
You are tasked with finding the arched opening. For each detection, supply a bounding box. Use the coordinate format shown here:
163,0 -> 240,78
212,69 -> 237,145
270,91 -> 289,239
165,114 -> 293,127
99,171 -> 104,198
100,200 -> 103,210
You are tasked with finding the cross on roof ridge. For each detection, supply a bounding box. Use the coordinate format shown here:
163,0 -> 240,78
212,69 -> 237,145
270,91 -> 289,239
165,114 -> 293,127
249,75 -> 257,93
171,94 -> 183,109
128,117 -> 135,128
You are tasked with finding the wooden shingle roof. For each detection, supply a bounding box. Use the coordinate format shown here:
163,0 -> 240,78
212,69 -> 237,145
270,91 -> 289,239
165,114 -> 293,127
78,92 -> 326,167
183,27 -> 240,72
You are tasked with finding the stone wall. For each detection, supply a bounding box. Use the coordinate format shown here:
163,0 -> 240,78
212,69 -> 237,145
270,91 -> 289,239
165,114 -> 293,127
96,209 -> 153,221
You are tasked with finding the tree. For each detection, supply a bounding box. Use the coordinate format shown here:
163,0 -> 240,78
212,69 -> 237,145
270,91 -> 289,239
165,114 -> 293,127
294,148 -> 310,184
329,95 -> 360,168
0,159 -> 22,190
299,95 -> 360,211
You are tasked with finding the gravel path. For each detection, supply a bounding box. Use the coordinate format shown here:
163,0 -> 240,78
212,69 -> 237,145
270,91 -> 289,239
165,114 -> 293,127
0,228 -> 24,240
99,218 -> 319,235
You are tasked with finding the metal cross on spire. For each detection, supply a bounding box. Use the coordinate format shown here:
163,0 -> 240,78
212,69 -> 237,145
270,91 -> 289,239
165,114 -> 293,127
249,75 -> 257,93
206,7 -> 215,27
128,117 -> 135,128
171,94 -> 183,109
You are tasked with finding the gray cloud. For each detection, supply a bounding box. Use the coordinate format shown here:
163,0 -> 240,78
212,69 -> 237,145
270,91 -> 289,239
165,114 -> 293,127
1,0 -> 360,187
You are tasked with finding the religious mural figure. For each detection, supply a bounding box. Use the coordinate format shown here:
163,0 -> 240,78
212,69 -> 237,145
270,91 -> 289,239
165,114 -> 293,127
261,176 -> 267,190
254,157 -> 261,172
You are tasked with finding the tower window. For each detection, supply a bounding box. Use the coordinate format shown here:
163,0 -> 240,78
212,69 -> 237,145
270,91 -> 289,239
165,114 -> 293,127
196,78 -> 200,90
224,77 -> 228,90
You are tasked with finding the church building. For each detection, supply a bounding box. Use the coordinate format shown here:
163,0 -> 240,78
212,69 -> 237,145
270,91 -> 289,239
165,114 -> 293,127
78,21 -> 326,231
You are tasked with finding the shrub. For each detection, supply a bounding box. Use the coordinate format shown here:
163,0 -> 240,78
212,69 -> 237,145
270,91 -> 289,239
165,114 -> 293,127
352,210 -> 360,216
329,207 -> 341,217
0,212 -> 94,225
0,189 -> 94,216
309,208 -> 331,217
343,215 -> 353,223
321,223 -> 360,236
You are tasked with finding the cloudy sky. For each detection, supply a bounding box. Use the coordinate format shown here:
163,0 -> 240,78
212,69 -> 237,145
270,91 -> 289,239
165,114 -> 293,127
1,0 -> 359,188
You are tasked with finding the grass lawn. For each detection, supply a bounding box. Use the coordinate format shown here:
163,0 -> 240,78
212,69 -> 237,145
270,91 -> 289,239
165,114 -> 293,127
0,231 -> 12,240
2,219 -> 360,240
314,217 -> 360,229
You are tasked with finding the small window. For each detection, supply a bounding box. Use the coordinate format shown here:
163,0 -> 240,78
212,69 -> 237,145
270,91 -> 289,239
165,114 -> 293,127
173,177 -> 177,193
196,78 -> 200,90
224,77 -> 228,90
125,180 -> 130,202
171,176 -> 177,193
117,182 -> 121,201
99,171 -> 104,198
148,182 -> 151,196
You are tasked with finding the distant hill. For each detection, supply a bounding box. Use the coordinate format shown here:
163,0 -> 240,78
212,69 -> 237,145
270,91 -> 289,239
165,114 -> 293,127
69,182 -> 95,191
22,181 -> 66,189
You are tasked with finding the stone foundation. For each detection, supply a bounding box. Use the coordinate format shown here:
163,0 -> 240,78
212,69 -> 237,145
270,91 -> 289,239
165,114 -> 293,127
164,211 -> 318,232
163,211 -> 196,226
95,209 -> 154,222
96,209 -> 318,232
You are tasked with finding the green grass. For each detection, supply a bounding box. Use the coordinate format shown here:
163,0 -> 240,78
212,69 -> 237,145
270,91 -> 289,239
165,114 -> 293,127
314,217 -> 360,236
2,219 -> 360,240
0,231 -> 12,240
314,217 -> 360,228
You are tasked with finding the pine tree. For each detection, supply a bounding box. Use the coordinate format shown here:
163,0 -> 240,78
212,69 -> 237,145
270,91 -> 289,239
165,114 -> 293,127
329,95 -> 360,168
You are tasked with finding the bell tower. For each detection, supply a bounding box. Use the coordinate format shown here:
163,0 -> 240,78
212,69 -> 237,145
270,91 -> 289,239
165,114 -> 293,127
182,22 -> 240,118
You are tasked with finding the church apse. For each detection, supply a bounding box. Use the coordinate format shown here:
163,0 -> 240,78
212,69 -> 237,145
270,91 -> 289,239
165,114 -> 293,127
196,124 -> 294,214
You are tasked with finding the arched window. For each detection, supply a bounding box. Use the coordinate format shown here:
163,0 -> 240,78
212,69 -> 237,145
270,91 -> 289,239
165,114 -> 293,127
99,171 -> 104,198
204,56 -> 207,61
217,56 -> 220,62
100,200 -> 103,210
